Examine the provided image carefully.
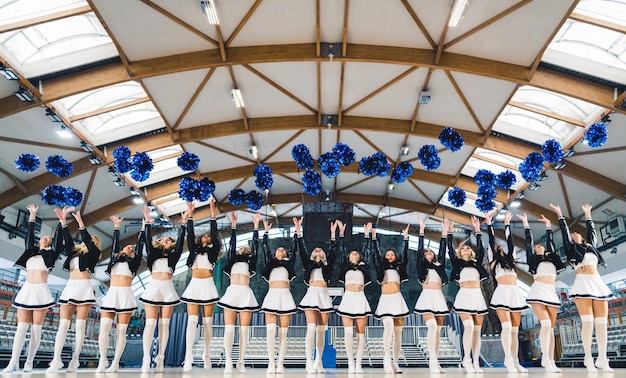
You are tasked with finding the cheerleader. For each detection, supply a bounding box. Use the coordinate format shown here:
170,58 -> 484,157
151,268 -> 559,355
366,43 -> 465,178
485,211 -> 528,373
414,218 -> 449,373
260,218 -> 298,374
517,212 -> 565,373
182,200 -> 222,371
217,212 -> 261,374
96,215 -> 145,373
298,217 -> 336,374
3,205 -> 67,373
551,203 -> 613,372
371,223 -> 410,373
47,211 -> 101,373
446,217 -> 489,374
337,221 -> 372,374
139,206 -> 187,373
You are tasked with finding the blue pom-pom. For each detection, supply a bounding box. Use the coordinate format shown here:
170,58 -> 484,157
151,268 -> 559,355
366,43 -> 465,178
475,197 -> 496,213
178,178 -> 198,202
585,121 -> 608,148
390,161 -> 414,183
228,188 -> 246,206
130,152 -> 153,182
473,169 -> 495,187
302,170 -> 322,196
448,187 -> 466,207
477,185 -> 497,200
253,164 -> 274,191
332,143 -> 356,166
177,152 -> 200,171
519,161 -> 541,182
542,139 -> 564,164
318,152 -> 341,178
65,187 -> 84,207
15,153 -> 40,172
114,157 -> 132,174
439,127 -> 464,152
495,170 -> 517,189
417,145 -> 441,171
291,144 -> 315,170
196,177 -> 216,202
245,190 -> 264,211
45,155 -> 73,178
42,185 -> 67,206
358,152 -> 389,177
113,146 -> 131,160
524,152 -> 544,171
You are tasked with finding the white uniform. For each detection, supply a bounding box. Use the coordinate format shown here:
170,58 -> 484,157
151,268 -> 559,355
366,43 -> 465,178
526,261 -> 561,307
337,270 -> 372,318
13,256 -> 55,309
299,268 -> 334,312
453,268 -> 488,315
261,267 -> 297,315
414,270 -> 449,315
374,270 -> 410,319
139,259 -> 180,306
569,254 -> 613,300
100,262 -> 137,313
58,256 -> 96,305
489,265 -> 528,311
180,254 -> 220,304
218,262 -> 260,311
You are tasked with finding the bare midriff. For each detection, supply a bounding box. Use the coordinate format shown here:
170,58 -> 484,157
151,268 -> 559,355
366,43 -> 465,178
576,265 -> 599,275
496,275 -> 517,286
269,281 -> 290,289
459,281 -> 480,289
191,268 -> 212,279
309,280 -> 327,288
152,272 -> 172,280
534,276 -> 556,284
381,281 -> 400,294
69,270 -> 91,280
110,275 -> 133,286
345,283 -> 364,292
230,274 -> 250,286
422,281 -> 442,290
27,270 -> 48,284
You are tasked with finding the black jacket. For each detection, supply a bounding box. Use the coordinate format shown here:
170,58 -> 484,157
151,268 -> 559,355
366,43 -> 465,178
299,237 -> 336,285
371,237 -> 409,284
223,228 -> 258,277
145,224 -> 186,273
260,232 -> 297,282
416,234 -> 448,285
525,227 -> 565,275
448,232 -> 489,282
105,228 -> 144,276
62,227 -> 101,272
14,221 -> 64,271
559,217 -> 605,267
337,236 -> 373,286
487,224 -> 516,273
186,218 -> 221,268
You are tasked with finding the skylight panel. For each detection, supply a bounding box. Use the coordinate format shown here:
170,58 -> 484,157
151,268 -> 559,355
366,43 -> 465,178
56,82 -> 146,116
0,0 -> 87,28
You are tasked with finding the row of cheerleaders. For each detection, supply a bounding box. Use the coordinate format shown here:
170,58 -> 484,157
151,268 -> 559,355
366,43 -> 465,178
2,200 -> 613,374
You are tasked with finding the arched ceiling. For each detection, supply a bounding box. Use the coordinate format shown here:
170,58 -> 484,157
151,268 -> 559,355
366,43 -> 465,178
1,0 -> 625,272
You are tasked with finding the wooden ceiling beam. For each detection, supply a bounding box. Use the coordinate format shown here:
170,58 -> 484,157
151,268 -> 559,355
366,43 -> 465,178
0,5 -> 92,34
70,96 -> 151,122
569,12 -> 626,35
508,100 -> 586,127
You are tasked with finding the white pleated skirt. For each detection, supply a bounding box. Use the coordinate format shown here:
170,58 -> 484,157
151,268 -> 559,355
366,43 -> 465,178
526,281 -> 561,307
337,290 -> 371,318
139,279 -> 180,306
298,286 -> 334,313
261,288 -> 297,315
13,281 -> 55,309
100,285 -> 137,313
414,288 -> 449,316
490,284 -> 529,311
569,273 -> 614,300
375,292 -> 409,319
218,284 -> 260,312
453,287 -> 488,315
59,278 -> 96,305
180,277 -> 220,304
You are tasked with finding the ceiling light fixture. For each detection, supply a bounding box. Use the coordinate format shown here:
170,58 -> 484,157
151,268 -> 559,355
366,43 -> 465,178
0,62 -> 19,80
387,183 -> 395,193
56,124 -> 72,139
132,196 -> 145,204
400,145 -> 410,156
80,141 -> 94,153
231,88 -> 244,108
14,86 -> 34,102
448,0 -> 469,27
248,145 -> 258,160
200,0 -> 219,25
108,167 -> 119,178
130,187 -> 141,196
324,190 -> 331,202
88,154 -> 102,165
537,172 -> 548,182
510,200 -> 521,208
514,191 -> 525,200
45,107 -> 63,122
553,161 -> 566,170
419,91 -> 431,105
114,177 -> 126,187
562,148 -> 575,158
528,182 -> 540,191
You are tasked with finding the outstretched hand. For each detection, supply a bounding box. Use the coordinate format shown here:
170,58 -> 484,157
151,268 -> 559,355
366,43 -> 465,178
109,215 -> 124,228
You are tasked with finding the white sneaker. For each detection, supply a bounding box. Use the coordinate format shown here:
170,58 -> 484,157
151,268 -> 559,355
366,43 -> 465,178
141,357 -> 151,373
355,364 -> 363,374
275,364 -> 284,374
267,361 -> 275,374
155,355 -> 164,372
23,361 -> 33,373
203,354 -> 212,370
513,359 -> 527,373
106,361 -> 119,373
224,359 -> 233,374
314,359 -> 325,374
67,358 -> 80,373
96,358 -> 108,373
550,360 -> 562,373
429,360 -> 441,373
462,358 -> 475,374
183,355 -> 193,372
473,361 -> 483,374
595,358 -> 613,373
383,358 -> 394,374
47,358 -> 64,373
306,359 -> 315,374
3,361 -> 18,373
347,361 -> 355,374
236,360 -> 246,373
392,363 -> 403,373
504,357 -> 517,373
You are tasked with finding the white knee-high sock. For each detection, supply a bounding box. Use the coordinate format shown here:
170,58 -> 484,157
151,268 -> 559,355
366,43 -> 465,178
185,315 -> 198,362
511,326 -> 520,361
356,333 -> 365,367
436,326 -> 442,356
462,319 -> 474,361
25,324 -> 42,365
344,327 -> 354,365
223,325 -> 235,364
549,328 -> 556,363
239,326 -> 249,363
472,325 -> 481,365
426,319 -> 438,361
580,315 -> 594,360
595,317 -> 608,361
305,323 -> 316,363
202,317 -> 213,358
111,323 -> 128,365
143,319 -> 157,362
158,318 -> 170,359
278,327 -> 288,366
9,322 -> 29,364
52,319 -> 70,361
99,318 -> 113,361
73,319 -> 87,360
539,319 -> 552,361
393,326 -> 403,367
501,321 -> 512,361
266,324 -> 276,364
382,318 -> 394,363
315,325 -> 326,363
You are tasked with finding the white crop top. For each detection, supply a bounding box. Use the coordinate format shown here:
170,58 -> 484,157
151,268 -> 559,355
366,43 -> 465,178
425,269 -> 442,283
269,266 -> 289,283
192,254 -> 213,270
152,258 -> 171,273
573,252 -> 598,270
535,261 -> 556,278
494,264 -> 516,279
309,268 -> 324,282
231,261 -> 250,276
26,255 -> 47,271
345,270 -> 364,285
382,269 -> 400,284
111,262 -> 133,277
69,256 -> 80,270
458,267 -> 480,283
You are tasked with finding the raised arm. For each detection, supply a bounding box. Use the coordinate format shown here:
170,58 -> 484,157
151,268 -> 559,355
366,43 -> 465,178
504,211 -> 514,255
262,217 -> 272,264
371,226 -> 381,266
416,218 -> 425,269
472,216 -> 485,263
550,203 -> 575,262
229,212 -> 238,260
186,202 -> 196,253
295,217 -> 309,266
445,219 -> 458,264
582,204 -> 597,247
484,211 -> 496,261
517,213 -> 533,264
73,211 -> 101,258
50,206 -> 73,263
438,220 -> 448,263
251,213 -> 260,257
362,222 -> 373,264
131,219 -> 147,271
401,224 -> 409,267
109,215 -> 123,255
143,205 -> 156,256
25,204 -> 38,250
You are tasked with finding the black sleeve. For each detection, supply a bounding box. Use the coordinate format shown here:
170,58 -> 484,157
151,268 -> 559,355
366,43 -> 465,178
438,236 -> 447,264
170,224 -> 186,262
229,228 -> 237,260
63,226 -> 74,256
524,227 -> 534,267
288,233 -> 298,262
298,237 -> 309,269
487,225 -> 496,262
49,222 -> 64,263
263,232 -> 271,265
546,229 -> 556,254
251,229 -> 259,257
586,219 -> 597,248
504,224 -> 515,256
145,224 -> 155,257
558,217 -> 576,263
25,221 -> 36,250
475,233 -> 485,264
187,218 -> 196,255
80,228 -> 101,259
447,233 -> 457,264
417,234 -> 424,270
401,238 -> 409,268
327,238 -> 337,267
130,229 -> 145,272
111,229 -> 121,255
371,238 -> 381,266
